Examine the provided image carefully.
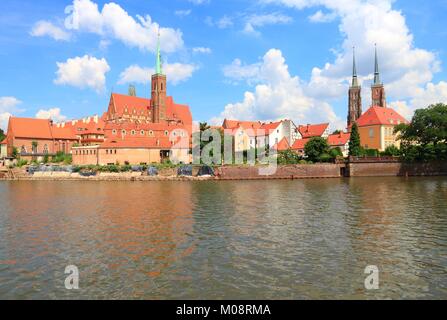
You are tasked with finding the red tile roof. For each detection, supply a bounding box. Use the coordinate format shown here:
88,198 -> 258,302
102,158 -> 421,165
273,137 -> 290,151
7,117 -> 79,141
357,106 -> 409,127
291,138 -> 310,150
298,123 -> 329,138
261,121 -> 282,131
222,119 -> 263,130
327,132 -> 351,147
0,138 -> 7,144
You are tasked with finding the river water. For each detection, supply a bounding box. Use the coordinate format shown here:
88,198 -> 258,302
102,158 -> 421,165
0,177 -> 446,299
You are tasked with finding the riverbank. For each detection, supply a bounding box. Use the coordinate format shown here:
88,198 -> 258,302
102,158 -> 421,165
1,161 -> 447,181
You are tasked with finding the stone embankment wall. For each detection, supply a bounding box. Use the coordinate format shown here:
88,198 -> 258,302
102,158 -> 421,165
348,161 -> 447,177
215,164 -> 344,180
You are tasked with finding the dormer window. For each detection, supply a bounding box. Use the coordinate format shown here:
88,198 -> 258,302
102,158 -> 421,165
164,130 -> 169,136
131,130 -> 136,135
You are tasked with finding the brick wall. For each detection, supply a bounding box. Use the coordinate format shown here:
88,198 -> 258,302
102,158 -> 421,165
348,161 -> 447,177
216,164 -> 344,180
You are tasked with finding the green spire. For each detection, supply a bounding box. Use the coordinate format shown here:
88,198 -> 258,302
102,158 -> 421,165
352,46 -> 359,87
374,44 -> 381,85
156,30 -> 163,75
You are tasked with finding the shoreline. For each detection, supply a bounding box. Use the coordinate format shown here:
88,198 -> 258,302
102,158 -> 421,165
1,161 -> 447,181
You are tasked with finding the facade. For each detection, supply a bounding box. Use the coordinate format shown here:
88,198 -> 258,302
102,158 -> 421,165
0,138 -> 7,158
72,34 -> 192,166
356,106 -> 408,151
4,117 -> 79,160
222,119 -> 297,153
327,132 -> 351,157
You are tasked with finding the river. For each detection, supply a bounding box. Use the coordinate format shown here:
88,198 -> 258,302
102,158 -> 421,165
0,177 -> 446,299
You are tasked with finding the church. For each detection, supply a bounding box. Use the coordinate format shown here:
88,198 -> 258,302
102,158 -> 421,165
71,36 -> 192,166
347,46 -> 408,152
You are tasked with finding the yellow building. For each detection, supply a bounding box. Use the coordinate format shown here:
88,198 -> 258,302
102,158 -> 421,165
356,106 -> 409,151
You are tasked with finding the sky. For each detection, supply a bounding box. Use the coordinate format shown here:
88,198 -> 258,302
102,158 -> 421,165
1,0 -> 447,132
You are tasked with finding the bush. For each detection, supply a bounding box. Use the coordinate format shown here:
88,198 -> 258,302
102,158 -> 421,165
330,147 -> 343,159
16,159 -> 28,167
304,137 -> 330,162
319,153 -> 333,163
277,149 -> 301,165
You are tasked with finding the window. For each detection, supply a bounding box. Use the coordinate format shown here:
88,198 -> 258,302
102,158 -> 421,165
112,129 -> 117,135
21,146 -> 26,154
164,130 -> 169,136
131,130 -> 136,135
106,150 -> 109,155
369,128 -> 374,138
122,130 -> 126,135
149,131 -> 154,136
43,144 -> 49,154
115,150 -> 117,154
140,130 -> 145,136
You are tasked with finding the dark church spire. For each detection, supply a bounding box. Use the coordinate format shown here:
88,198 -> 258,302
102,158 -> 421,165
374,44 -> 381,85
352,47 -> 359,87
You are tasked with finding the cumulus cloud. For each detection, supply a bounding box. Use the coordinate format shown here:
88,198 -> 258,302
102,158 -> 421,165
222,59 -> 262,85
30,21 -> 71,41
243,13 -> 293,35
261,0 -> 443,118
64,0 -> 184,53
54,55 -> 110,92
192,47 -> 212,54
118,63 -> 197,85
213,49 -> 343,128
0,97 -> 22,131
175,10 -> 192,17
308,10 -> 337,23
36,108 -> 68,122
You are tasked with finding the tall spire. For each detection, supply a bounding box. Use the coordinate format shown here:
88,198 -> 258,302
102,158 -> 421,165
374,44 -> 381,85
352,46 -> 359,87
156,29 -> 163,75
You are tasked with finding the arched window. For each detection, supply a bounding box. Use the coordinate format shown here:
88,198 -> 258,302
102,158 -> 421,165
131,130 -> 136,135
21,146 -> 26,154
149,131 -> 154,136
161,83 -> 164,91
140,130 -> 145,136
112,129 -> 117,135
122,130 -> 127,135
43,144 -> 49,154
164,130 -> 169,136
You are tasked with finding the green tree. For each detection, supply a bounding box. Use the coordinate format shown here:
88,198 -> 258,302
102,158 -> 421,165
304,137 -> 330,162
349,123 -> 361,156
0,128 -> 5,142
277,149 -> 301,165
330,147 -> 343,159
381,145 -> 400,157
395,103 -> 447,146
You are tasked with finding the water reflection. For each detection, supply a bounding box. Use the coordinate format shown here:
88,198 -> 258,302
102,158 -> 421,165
0,178 -> 446,299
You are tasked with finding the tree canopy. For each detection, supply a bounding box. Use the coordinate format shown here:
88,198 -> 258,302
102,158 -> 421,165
0,128 -> 5,142
349,123 -> 361,156
304,137 -> 330,162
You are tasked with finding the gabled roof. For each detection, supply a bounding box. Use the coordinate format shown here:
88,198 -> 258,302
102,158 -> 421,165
222,119 -> 263,130
327,132 -> 351,146
273,137 -> 290,151
8,117 -> 54,139
0,138 -> 7,145
298,123 -> 329,138
357,106 -> 408,127
261,121 -> 282,131
291,138 -> 310,150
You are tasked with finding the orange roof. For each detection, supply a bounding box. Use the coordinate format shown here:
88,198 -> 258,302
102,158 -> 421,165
222,119 -> 263,130
52,126 -> 78,140
327,132 -> 351,146
110,93 -> 192,126
1,138 -> 7,144
357,106 -> 408,127
273,137 -> 290,151
298,123 -> 329,138
291,138 -> 310,150
8,117 -> 54,139
261,121 -> 282,131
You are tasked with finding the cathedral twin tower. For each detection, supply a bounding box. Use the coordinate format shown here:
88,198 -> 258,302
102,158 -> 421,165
348,46 -> 387,128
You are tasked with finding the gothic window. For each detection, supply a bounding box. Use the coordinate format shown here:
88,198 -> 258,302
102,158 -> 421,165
164,131 -> 169,136
43,144 -> 49,154
161,83 -> 164,91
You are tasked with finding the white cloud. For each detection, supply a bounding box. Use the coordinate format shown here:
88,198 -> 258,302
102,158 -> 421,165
261,0 -> 442,119
175,10 -> 192,17
36,108 -> 68,122
54,55 -> 110,92
188,0 -> 209,5
222,59 -> 262,85
30,21 -> 71,41
118,63 -> 197,85
192,47 -> 212,54
243,13 -> 293,35
213,49 -> 343,128
308,10 -> 337,23
64,0 -> 184,53
217,16 -> 234,29
0,97 -> 23,131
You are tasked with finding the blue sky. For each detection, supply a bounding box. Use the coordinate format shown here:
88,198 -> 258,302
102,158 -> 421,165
1,0 -> 447,131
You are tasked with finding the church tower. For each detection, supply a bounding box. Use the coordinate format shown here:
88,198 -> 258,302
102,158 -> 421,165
348,47 -> 362,128
151,32 -> 167,123
371,45 -> 386,108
